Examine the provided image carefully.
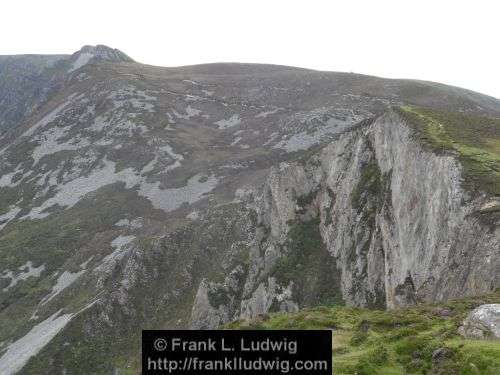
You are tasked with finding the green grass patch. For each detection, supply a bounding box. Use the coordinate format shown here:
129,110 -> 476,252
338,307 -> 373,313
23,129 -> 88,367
227,290 -> 500,374
396,106 -> 500,196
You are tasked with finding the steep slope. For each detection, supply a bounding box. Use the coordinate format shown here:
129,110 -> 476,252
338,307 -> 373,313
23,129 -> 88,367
0,45 -> 133,134
0,54 -> 65,133
192,109 -> 499,329
0,46 -> 498,373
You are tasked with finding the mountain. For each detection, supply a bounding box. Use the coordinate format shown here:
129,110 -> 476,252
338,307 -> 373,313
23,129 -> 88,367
0,45 -> 133,133
0,45 -> 498,374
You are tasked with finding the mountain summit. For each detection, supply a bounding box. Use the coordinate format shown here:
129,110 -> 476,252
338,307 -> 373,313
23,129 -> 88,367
68,45 -> 134,71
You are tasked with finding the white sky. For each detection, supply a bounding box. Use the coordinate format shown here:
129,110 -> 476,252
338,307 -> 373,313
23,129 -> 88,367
2,0 -> 499,99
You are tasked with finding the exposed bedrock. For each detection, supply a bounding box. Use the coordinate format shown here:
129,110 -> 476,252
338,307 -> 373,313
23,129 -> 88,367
190,110 -> 499,328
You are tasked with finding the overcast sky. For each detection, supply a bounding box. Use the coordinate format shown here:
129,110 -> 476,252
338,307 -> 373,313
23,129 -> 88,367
2,0 -> 499,99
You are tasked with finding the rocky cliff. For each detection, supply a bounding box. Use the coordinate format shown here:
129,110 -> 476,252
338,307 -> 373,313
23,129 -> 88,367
0,45 -> 498,373
191,109 -> 499,329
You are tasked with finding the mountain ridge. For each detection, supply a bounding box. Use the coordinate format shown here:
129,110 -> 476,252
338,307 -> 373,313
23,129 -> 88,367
0,45 -> 498,374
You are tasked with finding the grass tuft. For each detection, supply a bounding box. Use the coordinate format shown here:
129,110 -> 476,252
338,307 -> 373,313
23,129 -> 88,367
227,290 -> 500,374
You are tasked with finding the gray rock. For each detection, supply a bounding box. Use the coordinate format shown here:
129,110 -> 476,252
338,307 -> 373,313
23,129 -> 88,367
458,304 -> 500,339
432,307 -> 453,317
432,347 -> 454,363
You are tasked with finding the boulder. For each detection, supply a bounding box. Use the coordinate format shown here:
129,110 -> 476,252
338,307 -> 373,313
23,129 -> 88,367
458,304 -> 500,339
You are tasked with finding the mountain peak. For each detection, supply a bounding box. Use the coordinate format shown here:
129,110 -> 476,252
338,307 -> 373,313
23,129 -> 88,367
68,45 -> 133,72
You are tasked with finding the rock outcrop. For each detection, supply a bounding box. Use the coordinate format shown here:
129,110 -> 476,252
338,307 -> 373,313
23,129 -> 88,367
459,304 -> 500,339
68,45 -> 134,72
191,110 -> 500,326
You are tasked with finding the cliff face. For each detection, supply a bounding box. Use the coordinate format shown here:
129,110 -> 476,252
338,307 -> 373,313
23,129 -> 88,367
191,110 -> 500,328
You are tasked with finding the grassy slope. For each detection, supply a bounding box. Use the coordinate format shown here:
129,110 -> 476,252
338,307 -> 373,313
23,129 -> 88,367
395,106 -> 500,197
227,291 -> 500,375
